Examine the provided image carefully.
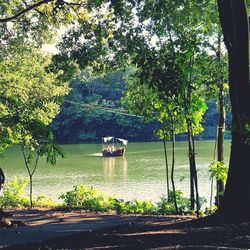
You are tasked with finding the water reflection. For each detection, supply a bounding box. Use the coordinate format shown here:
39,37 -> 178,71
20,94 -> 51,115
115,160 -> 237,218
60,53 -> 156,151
103,157 -> 128,180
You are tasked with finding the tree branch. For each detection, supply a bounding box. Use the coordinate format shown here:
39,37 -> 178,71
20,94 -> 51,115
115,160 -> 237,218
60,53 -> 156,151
0,0 -> 53,23
21,0 -> 28,7
21,146 -> 32,177
62,0 -> 84,6
31,153 -> 40,176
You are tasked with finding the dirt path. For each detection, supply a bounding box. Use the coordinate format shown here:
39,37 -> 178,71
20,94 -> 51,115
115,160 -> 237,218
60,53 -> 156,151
0,209 -> 135,248
1,209 -> 250,249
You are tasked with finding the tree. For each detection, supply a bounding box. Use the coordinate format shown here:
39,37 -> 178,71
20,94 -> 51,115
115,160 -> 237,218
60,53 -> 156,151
0,0 -> 101,24
21,126 -> 65,207
204,34 -> 229,206
122,75 -> 188,213
0,39 -> 69,146
217,0 -> 250,220
0,41 -> 68,206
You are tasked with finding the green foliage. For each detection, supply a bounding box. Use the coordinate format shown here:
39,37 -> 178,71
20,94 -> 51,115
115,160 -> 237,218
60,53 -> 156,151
157,191 -> 191,215
105,197 -> 156,214
209,160 -> 228,183
59,184 -> 198,215
60,185 -> 157,214
156,196 -> 176,215
33,195 -> 57,208
122,200 -> 156,214
0,41 -> 69,152
205,205 -> 218,215
50,69 -> 229,143
122,74 -> 188,143
105,197 -> 126,213
0,177 -> 29,208
168,191 -> 191,212
0,177 -> 58,208
51,71 -> 158,142
59,185 -> 109,212
0,179 -> 208,215
53,0 -> 220,143
0,0 -> 104,48
0,40 -> 68,207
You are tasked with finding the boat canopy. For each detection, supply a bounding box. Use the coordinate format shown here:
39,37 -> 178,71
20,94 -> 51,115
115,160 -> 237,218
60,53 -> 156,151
103,137 -> 113,143
102,137 -> 128,146
117,138 -> 128,145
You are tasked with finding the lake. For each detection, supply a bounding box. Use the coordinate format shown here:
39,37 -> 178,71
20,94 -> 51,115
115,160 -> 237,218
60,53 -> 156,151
0,140 -> 231,204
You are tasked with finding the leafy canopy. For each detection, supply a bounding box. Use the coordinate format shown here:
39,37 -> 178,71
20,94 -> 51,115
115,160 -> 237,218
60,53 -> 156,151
0,40 -> 69,153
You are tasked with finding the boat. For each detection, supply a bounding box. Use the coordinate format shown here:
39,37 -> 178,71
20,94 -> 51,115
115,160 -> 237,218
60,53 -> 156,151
102,137 -> 128,157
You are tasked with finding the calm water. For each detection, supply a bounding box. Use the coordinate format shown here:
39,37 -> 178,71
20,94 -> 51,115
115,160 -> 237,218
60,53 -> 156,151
0,141 -> 231,203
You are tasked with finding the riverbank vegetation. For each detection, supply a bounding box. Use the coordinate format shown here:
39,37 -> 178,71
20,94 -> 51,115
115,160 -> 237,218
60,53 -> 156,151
1,177 -> 209,216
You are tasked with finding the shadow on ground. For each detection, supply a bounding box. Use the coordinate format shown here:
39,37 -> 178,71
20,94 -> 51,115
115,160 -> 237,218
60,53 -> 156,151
4,214 -> 250,249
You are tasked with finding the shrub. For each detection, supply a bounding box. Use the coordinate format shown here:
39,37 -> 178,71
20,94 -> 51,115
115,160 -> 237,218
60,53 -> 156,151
106,197 -> 127,213
168,190 -> 191,213
60,185 -> 157,214
1,178 -> 206,215
125,200 -> 156,214
205,205 -> 218,215
0,177 -> 29,208
34,195 -> 58,207
60,185 -> 201,215
209,161 -> 228,183
59,185 -> 109,212
157,191 -> 191,214
156,196 -> 175,215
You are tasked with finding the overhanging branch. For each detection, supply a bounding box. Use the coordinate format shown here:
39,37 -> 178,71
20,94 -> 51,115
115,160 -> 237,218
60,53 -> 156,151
0,0 -> 53,23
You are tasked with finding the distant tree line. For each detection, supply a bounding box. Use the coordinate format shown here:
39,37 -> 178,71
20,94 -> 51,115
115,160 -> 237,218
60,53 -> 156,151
51,71 -> 231,144
50,71 -> 158,143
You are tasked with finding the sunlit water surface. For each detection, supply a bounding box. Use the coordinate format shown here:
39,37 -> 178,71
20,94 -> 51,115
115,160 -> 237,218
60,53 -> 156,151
0,141 -> 230,204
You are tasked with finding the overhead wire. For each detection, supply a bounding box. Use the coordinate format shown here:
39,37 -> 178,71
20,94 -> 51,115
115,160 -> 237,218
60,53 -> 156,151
64,99 -> 143,118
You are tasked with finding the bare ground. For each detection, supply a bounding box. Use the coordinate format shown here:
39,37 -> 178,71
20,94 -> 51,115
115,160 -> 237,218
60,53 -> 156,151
2,209 -> 250,249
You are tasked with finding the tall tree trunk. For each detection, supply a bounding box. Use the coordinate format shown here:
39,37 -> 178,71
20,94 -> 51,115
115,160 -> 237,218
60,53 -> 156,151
185,53 -> 199,212
171,123 -> 178,213
215,34 -> 226,207
187,119 -> 200,216
22,147 -> 39,209
187,119 -> 195,210
163,139 -> 170,197
29,175 -> 33,208
192,131 -> 200,217
218,0 -> 250,220
216,82 -> 226,206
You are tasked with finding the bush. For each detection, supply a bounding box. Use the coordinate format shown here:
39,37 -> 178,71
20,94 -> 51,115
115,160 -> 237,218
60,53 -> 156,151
125,200 -> 156,214
169,190 -> 191,213
205,205 -> 218,215
106,197 -> 127,213
34,195 -> 58,207
0,177 -> 58,208
0,177 -> 29,208
59,185 -> 109,212
209,161 -> 228,183
59,185 -> 196,215
157,191 -> 191,214
0,178 -> 205,215
156,196 -> 175,215
60,185 -> 157,214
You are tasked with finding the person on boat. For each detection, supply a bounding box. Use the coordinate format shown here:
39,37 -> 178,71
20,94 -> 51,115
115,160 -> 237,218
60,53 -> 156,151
0,167 -> 5,191
106,145 -> 111,152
